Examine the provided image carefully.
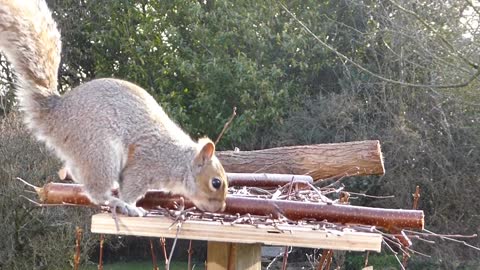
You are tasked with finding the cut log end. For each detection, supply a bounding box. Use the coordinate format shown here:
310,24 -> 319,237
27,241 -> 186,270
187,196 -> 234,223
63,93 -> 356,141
376,140 -> 385,176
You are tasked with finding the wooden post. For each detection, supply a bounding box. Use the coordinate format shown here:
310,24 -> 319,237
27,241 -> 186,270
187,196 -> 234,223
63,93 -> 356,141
207,242 -> 261,270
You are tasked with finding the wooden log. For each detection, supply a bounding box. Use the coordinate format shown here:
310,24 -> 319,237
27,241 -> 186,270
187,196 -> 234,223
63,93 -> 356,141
33,183 -> 423,231
57,169 -> 312,188
216,140 -> 384,180
226,173 -> 312,187
139,194 -> 424,231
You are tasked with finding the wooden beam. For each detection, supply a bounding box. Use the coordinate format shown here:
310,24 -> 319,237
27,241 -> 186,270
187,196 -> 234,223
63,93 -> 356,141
216,140 -> 384,180
91,213 -> 382,252
207,242 -> 261,270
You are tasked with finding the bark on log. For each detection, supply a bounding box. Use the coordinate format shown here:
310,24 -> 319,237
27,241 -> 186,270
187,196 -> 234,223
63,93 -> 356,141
140,194 -> 424,230
216,140 -> 384,180
226,173 -> 312,187
34,183 -> 423,231
57,169 -> 312,188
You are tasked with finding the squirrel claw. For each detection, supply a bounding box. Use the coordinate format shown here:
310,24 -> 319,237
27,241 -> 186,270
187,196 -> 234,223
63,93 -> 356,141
109,200 -> 147,231
109,199 -> 148,217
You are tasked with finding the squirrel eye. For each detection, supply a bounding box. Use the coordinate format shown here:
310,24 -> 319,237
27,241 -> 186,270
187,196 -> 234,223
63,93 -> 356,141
211,178 -> 222,190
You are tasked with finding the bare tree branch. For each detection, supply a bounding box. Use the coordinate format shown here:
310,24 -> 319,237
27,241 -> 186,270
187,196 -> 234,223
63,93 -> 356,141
278,1 -> 480,89
387,0 -> 479,69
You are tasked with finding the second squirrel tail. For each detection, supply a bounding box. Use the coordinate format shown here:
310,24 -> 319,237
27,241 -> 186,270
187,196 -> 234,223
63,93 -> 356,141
0,0 -> 61,129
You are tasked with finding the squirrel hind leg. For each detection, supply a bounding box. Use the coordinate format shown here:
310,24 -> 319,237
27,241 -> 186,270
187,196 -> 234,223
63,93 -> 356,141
80,170 -> 146,217
72,148 -> 146,216
117,163 -> 150,207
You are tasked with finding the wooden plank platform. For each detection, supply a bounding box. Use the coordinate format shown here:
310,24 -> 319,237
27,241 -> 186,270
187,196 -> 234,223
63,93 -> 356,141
91,213 -> 382,252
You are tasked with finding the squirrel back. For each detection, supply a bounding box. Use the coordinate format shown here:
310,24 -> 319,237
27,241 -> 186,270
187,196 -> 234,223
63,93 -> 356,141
0,0 -> 228,214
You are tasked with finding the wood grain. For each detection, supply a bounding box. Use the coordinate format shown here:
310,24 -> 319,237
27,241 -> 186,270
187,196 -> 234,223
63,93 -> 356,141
91,213 -> 382,252
217,140 -> 384,180
207,242 -> 261,270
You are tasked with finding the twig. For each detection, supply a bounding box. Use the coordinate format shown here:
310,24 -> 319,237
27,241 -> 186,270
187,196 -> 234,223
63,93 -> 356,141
317,249 -> 333,270
266,248 -> 284,270
383,236 -> 410,257
187,240 -> 193,270
20,195 -> 43,206
215,106 -> 237,145
423,229 -> 480,251
304,182 -> 332,203
410,236 -> 436,244
150,239 -> 159,270
404,185 -> 421,267
403,230 -> 478,239
278,1 -> 480,89
382,239 -> 406,270
281,246 -> 289,270
404,246 -> 432,258
364,251 -> 369,268
73,227 -> 83,270
412,186 -> 421,209
346,192 -> 395,200
159,238 -> 168,266
16,177 -> 38,189
324,251 -> 333,270
98,234 -> 105,270
387,0 -> 479,69
167,222 -> 183,270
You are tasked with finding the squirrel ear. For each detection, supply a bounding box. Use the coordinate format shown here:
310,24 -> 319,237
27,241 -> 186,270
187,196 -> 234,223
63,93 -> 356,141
196,138 -> 215,165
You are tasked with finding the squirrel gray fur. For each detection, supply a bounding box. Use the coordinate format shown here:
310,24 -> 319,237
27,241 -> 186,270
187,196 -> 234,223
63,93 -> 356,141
0,0 -> 228,215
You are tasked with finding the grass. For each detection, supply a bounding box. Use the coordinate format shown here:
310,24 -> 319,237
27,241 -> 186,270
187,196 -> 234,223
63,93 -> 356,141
84,261 -> 189,270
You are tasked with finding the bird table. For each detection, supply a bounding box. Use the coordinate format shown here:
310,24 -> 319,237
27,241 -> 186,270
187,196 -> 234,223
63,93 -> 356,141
91,213 -> 382,270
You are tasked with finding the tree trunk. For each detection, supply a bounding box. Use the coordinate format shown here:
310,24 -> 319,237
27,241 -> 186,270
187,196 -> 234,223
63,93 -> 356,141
217,140 -> 384,180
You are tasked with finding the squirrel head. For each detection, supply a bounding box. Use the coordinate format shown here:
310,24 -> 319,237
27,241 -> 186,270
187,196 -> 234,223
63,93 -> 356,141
189,138 -> 228,212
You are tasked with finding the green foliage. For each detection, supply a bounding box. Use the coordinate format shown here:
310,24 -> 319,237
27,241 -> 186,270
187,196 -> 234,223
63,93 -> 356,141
345,252 -> 398,269
85,0 -> 344,149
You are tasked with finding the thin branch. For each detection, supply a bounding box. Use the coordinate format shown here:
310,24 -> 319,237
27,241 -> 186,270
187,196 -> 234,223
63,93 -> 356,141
412,186 -> 420,210
266,249 -> 284,270
73,227 -> 83,270
16,177 -> 38,190
382,239 -> 406,270
159,238 -> 168,266
167,222 -> 183,270
423,229 -> 480,251
347,192 -> 395,200
215,106 -> 237,145
465,0 -> 480,17
388,0 -> 479,69
278,2 -> 480,89
98,234 -> 105,270
150,239 -> 159,270
404,229 -> 478,239
187,240 -> 193,270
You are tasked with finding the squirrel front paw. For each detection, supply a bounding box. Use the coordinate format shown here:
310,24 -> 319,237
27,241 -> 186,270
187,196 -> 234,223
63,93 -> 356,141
108,198 -> 147,217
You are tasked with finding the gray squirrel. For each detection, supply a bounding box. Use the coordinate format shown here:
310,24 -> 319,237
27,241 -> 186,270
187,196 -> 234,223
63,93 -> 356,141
0,0 -> 228,216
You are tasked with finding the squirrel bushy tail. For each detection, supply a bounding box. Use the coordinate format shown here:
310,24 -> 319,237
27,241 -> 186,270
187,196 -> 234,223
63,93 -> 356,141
0,0 -> 61,130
